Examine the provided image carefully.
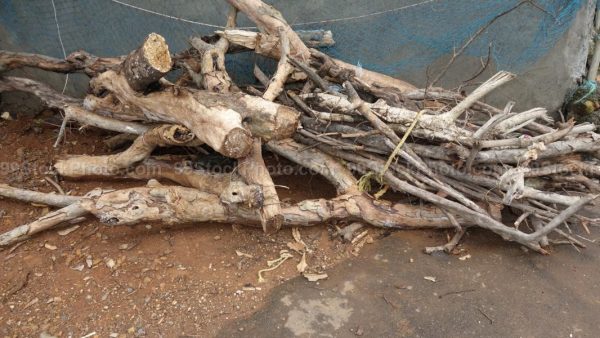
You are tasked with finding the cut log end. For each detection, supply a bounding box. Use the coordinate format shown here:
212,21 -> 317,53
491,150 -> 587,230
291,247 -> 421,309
263,214 -> 284,234
274,105 -> 300,138
123,33 -> 172,92
222,127 -> 253,158
143,33 -> 172,73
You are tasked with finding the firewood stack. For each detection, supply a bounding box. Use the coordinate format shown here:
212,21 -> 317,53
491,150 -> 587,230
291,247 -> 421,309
1,0 -> 599,254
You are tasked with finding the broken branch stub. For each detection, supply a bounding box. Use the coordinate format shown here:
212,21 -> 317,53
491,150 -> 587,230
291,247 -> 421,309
189,37 -> 236,93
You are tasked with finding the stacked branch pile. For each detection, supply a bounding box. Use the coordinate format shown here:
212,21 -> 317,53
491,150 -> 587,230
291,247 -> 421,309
1,0 -> 599,254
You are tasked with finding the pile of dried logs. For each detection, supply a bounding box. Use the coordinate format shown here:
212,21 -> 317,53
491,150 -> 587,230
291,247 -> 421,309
1,0 -> 599,254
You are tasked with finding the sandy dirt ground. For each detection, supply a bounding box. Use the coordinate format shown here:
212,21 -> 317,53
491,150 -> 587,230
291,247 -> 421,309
219,229 -> 600,338
0,115 -> 390,337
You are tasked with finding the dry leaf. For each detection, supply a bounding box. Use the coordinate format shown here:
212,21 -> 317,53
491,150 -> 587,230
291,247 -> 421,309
458,254 -> 471,261
351,230 -> 369,244
44,243 -> 57,251
118,242 -> 138,251
105,258 -> 116,269
235,250 -> 254,258
287,241 -> 305,253
1,111 -> 13,120
292,228 -> 303,243
303,272 -> 328,282
290,228 -> 307,252
58,225 -> 80,236
23,297 -> 39,309
351,234 -> 372,257
258,250 -> 293,283
296,252 -> 307,273
70,263 -> 84,272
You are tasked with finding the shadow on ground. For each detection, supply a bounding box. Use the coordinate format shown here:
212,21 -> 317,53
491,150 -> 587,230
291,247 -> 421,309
218,229 -> 600,337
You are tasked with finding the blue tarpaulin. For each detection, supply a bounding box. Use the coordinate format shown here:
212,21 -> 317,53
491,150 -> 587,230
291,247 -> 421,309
0,0 -> 594,108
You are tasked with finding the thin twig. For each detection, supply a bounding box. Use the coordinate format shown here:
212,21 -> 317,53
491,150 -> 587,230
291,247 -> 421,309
429,0 -> 534,87
44,176 -> 66,195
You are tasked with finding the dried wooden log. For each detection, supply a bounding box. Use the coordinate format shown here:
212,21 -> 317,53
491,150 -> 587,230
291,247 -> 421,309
238,139 -> 283,233
0,182 -> 460,248
121,33 -> 172,92
475,135 -> 600,164
262,28 -> 295,101
226,0 -> 311,60
91,69 -> 251,157
54,125 -> 196,177
0,72 -> 298,145
0,184 -> 80,207
0,50 -> 122,76
217,29 -> 334,55
0,203 -> 88,248
184,6 -> 238,92
218,27 -> 415,93
127,159 -> 261,202
189,37 -> 237,93
93,70 -> 300,144
0,75 -> 78,107
0,76 -> 150,135
266,138 -> 358,195
302,92 -> 472,144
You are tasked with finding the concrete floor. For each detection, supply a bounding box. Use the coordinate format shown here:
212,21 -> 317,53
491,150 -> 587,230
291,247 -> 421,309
218,229 -> 600,337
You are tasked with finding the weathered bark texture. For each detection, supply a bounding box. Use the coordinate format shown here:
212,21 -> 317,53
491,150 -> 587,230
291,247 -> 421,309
226,0 -> 311,60
189,36 -> 237,93
91,70 -> 252,158
0,50 -> 122,76
237,139 -> 283,233
0,184 -> 457,248
262,28 -> 295,101
0,203 -> 88,248
54,125 -> 196,177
